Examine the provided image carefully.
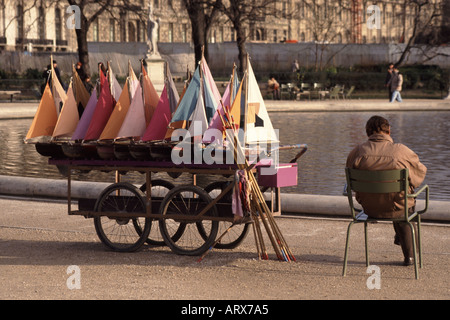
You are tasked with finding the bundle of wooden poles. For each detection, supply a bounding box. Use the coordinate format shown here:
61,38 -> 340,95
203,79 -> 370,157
199,103 -> 295,262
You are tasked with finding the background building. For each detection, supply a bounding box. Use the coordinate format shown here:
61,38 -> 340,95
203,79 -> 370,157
0,0 -> 444,53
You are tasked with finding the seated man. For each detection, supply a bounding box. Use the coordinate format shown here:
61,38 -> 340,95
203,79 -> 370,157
346,115 -> 427,266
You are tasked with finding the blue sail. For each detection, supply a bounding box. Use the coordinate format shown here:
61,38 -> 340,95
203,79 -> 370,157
170,66 -> 200,123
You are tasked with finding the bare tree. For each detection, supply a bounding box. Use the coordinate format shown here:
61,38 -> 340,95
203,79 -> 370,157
298,0 -> 354,71
394,0 -> 443,66
67,0 -> 113,77
181,0 -> 222,65
66,0 -> 150,77
210,0 -> 281,74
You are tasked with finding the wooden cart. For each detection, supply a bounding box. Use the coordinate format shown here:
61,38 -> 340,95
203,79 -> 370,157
49,154 -> 302,257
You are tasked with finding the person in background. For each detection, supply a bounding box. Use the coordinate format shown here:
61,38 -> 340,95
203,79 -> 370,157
76,61 -> 87,82
268,75 -> 280,100
52,60 -> 66,90
291,59 -> 299,72
389,67 -> 403,103
84,75 -> 94,94
346,115 -> 427,266
385,63 -> 394,101
41,64 -> 51,94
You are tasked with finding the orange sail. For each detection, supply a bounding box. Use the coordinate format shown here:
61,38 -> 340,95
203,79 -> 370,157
72,65 -> 90,110
142,63 -> 160,126
99,80 -> 131,140
229,77 -> 243,129
25,83 -> 58,142
52,83 -> 79,139
51,61 -> 67,115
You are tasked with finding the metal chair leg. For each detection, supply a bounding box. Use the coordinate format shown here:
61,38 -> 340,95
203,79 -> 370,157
342,221 -> 355,276
364,221 -> 369,267
408,221 -> 419,280
417,215 -> 423,268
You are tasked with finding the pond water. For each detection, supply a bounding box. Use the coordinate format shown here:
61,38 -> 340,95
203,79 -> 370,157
0,111 -> 448,201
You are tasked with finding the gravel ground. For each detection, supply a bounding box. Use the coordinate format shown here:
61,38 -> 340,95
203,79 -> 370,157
0,197 -> 449,302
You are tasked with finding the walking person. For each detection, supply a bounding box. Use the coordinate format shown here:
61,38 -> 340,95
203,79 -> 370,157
385,63 -> 394,100
388,67 -> 403,103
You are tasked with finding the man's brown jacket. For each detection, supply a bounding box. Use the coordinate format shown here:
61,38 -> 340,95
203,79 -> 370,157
346,133 -> 427,218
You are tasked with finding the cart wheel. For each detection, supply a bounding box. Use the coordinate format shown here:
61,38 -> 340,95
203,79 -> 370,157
139,179 -> 185,246
94,182 -> 151,252
204,181 -> 250,249
159,185 -> 219,256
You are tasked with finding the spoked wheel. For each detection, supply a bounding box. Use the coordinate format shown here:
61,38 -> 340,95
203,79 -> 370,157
204,181 -> 250,249
159,185 -> 219,256
139,179 -> 185,246
94,182 -> 151,252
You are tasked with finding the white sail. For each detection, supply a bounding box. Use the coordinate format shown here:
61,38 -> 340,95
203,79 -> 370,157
245,61 -> 278,145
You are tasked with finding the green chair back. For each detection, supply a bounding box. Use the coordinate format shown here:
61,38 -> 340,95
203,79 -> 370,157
343,167 -> 429,279
345,168 -> 410,219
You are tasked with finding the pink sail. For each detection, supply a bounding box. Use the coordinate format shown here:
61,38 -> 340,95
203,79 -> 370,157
141,85 -> 171,141
84,76 -> 114,141
201,56 -> 221,104
117,85 -> 146,139
71,88 -> 98,140
208,81 -> 229,133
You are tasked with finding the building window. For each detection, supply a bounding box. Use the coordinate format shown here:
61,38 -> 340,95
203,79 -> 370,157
182,24 -> 187,42
128,21 -> 136,42
282,1 -> 287,18
137,20 -> 146,42
109,19 -> 115,42
38,6 -> 45,40
55,8 -> 62,41
219,27 -> 224,43
16,5 -> 24,40
168,23 -> 173,42
93,19 -> 99,41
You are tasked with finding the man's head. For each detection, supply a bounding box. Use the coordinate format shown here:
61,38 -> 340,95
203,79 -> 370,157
366,115 -> 390,137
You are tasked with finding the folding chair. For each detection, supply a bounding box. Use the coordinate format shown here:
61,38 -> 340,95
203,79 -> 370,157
342,168 -> 429,279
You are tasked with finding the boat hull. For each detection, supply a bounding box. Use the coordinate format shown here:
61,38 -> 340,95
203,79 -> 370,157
96,144 -> 116,160
149,143 -> 173,161
114,143 -> 133,160
129,143 -> 153,161
35,142 -> 65,159
62,143 -> 99,159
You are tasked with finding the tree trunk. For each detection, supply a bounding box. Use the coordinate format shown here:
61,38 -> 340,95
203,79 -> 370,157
75,15 -> 91,77
235,24 -> 247,74
185,1 -> 206,66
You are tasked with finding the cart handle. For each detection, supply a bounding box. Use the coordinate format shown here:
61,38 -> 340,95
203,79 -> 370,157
289,144 -> 308,163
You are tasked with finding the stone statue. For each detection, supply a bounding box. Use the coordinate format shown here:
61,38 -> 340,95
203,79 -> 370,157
147,2 -> 160,57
